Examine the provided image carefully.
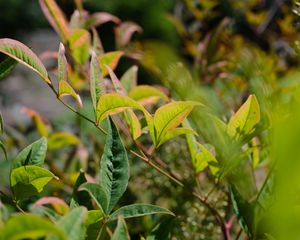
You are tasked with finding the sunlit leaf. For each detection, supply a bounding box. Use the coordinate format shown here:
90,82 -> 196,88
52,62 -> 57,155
58,80 -> 83,108
10,165 -> 57,199
100,118 -> 129,213
0,57 -> 17,81
153,101 -> 201,146
96,93 -> 144,124
90,52 -> 105,116
48,132 -> 80,150
68,29 -> 91,64
39,0 -> 70,42
1,214 -> 66,240
58,43 -> 68,82
79,183 -> 108,214
106,65 -> 127,95
0,38 -> 51,84
129,85 -> 168,105
115,22 -> 142,47
85,210 -> 105,240
157,127 -> 196,148
111,216 -> 130,240
12,137 -> 48,169
227,95 -> 260,139
109,204 -> 174,221
120,65 -> 138,93
99,51 -> 124,77
195,143 -> 219,175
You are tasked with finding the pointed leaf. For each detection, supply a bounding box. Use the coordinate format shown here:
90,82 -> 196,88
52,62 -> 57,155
0,38 -> 51,84
146,217 -> 174,240
33,197 -> 69,215
92,28 -> 104,56
48,207 -> 87,240
106,65 -> 127,95
0,56 -> 17,81
96,93 -> 144,124
153,101 -> 201,146
109,204 -> 174,221
68,29 -> 91,64
129,85 -> 168,104
0,113 -> 3,135
112,216 -> 130,240
157,127 -> 196,148
10,165 -> 57,200
1,214 -> 66,240
124,110 -> 142,140
58,80 -> 83,108
79,182 -> 108,214
121,65 -> 138,93
0,141 -> 7,160
88,12 -> 120,28
90,51 -> 104,114
195,143 -> 219,175
100,118 -> 129,213
48,132 -> 80,150
58,43 -> 68,82
99,51 -> 124,77
115,22 -> 142,47
39,0 -> 70,42
227,95 -> 260,139
12,137 -> 48,169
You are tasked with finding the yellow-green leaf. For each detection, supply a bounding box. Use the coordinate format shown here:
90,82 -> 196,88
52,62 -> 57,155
129,85 -> 168,105
153,101 -> 201,147
39,0 -> 70,42
10,165 -> 57,199
0,38 -> 51,84
68,29 -> 91,64
48,132 -> 80,150
90,51 -> 105,114
58,43 -> 68,82
195,143 -> 219,175
58,80 -> 83,108
96,93 -> 144,124
124,110 -> 142,140
99,51 -> 124,77
120,65 -> 138,93
157,127 -> 196,148
92,28 -> 104,56
227,95 -> 260,139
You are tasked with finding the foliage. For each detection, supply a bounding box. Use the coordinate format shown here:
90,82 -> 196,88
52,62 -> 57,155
1,0 -> 300,240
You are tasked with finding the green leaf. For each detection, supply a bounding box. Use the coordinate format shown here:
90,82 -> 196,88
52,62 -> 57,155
0,38 -> 51,84
0,141 -> 7,160
0,112 -> 3,135
68,29 -> 91,64
100,118 -> 129,213
39,0 -> 70,42
48,207 -> 87,240
58,80 -> 83,108
58,43 -> 68,82
85,210 -> 105,240
78,182 -> 108,214
153,101 -> 201,147
1,214 -> 66,240
111,216 -> 130,240
96,93 -> 144,124
120,65 -> 138,93
12,137 -> 48,169
231,185 -> 255,238
106,66 -> 142,140
156,127 -> 196,148
129,85 -> 168,104
99,51 -> 123,77
0,57 -> 17,81
10,165 -> 57,199
194,143 -> 219,175
48,132 -> 80,150
92,28 -> 104,56
109,204 -> 174,221
90,51 -> 105,114
227,95 -> 260,139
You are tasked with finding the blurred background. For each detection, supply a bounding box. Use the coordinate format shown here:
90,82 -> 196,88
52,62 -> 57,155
1,0 -> 300,239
